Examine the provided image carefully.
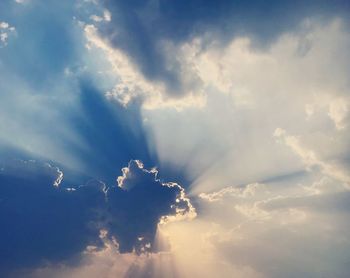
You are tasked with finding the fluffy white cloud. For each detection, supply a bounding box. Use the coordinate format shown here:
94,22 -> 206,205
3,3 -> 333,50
0,21 -> 15,47
141,18 -> 350,194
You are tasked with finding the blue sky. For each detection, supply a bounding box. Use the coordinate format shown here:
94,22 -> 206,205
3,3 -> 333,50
0,0 -> 350,277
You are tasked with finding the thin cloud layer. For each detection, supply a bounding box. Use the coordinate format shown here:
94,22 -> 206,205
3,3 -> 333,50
194,177 -> 350,278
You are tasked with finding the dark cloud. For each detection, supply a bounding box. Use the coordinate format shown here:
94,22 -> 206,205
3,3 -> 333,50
99,0 -> 350,95
0,159 -> 193,276
106,160 -> 194,253
0,160 -> 105,277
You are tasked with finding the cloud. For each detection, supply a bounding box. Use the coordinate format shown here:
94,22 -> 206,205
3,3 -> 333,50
274,128 -> 350,187
89,10 -> 111,23
1,1 -> 350,277
141,18 -> 350,194
115,18 -> 350,276
23,173 -> 350,278
14,0 -> 29,4
106,159 -> 195,253
95,0 -> 350,97
28,233 -> 179,278
28,220 -> 262,278
0,159 -> 194,277
328,98 -> 349,130
0,13 -> 150,181
83,23 -> 206,110
0,21 -> 15,47
194,173 -> 350,278
0,160 -> 105,277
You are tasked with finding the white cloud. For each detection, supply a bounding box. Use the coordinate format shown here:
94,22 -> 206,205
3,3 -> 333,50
0,22 -> 9,29
53,166 -> 64,187
89,10 -> 111,23
90,15 -> 104,22
0,21 -> 15,47
193,172 -> 350,277
103,10 -> 111,22
328,97 -> 349,130
139,18 -> 350,194
0,33 -> 8,43
83,24 -> 206,110
274,128 -> 350,188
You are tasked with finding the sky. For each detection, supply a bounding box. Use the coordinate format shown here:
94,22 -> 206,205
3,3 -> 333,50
0,0 -> 350,277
